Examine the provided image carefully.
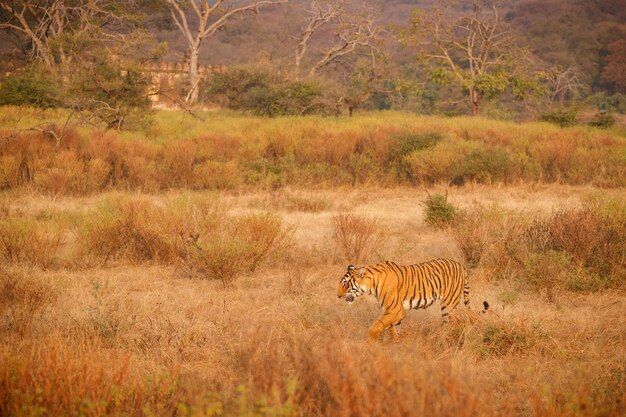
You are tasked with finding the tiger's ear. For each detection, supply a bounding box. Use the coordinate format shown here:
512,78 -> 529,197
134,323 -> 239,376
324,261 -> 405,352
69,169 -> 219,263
347,264 -> 356,272
357,267 -> 365,278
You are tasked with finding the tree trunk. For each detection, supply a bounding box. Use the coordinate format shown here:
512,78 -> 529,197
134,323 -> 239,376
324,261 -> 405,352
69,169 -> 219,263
187,46 -> 200,104
470,86 -> 480,116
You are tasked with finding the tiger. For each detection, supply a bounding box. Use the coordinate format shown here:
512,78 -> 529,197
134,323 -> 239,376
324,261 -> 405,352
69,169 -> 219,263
337,258 -> 489,341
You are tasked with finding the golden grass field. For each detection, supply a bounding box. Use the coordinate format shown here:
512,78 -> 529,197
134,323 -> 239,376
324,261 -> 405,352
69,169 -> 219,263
1,110 -> 625,416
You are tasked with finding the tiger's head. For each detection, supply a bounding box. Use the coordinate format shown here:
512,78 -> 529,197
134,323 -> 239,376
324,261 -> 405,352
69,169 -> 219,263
337,264 -> 365,303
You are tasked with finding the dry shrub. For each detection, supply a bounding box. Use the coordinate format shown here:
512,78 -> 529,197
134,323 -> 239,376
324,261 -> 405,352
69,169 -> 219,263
0,335 -> 180,417
532,136 -> 577,182
251,189 -> 331,213
451,204 -> 509,269
85,132 -> 158,190
84,157 -> 111,192
474,318 -> 543,358
295,131 -> 358,165
448,197 -> 625,297
0,216 -> 64,268
0,132 -> 49,186
193,160 -> 242,190
498,201 -> 626,299
331,213 -> 387,264
45,151 -> 83,195
196,134 -> 242,161
359,128 -> 396,165
239,330 -> 493,417
405,141 -> 466,184
183,212 -> 292,285
0,267 -> 57,336
76,198 -> 175,266
161,139 -> 195,188
0,155 -> 22,189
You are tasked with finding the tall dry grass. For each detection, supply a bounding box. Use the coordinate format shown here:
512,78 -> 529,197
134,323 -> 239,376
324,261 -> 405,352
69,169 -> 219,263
1,110 -> 624,194
450,196 -> 626,301
331,213 -> 387,264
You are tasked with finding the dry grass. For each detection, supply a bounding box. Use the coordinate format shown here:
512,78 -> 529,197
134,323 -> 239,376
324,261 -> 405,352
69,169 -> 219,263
0,185 -> 625,416
1,111 -> 625,194
330,213 -> 387,264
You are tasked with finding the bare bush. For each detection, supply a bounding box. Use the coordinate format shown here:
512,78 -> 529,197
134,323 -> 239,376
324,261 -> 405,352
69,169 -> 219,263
331,213 -> 387,264
0,218 -> 64,269
75,198 -> 175,266
0,268 -> 57,336
0,335 -> 180,416
182,212 -> 292,285
450,204 -> 507,269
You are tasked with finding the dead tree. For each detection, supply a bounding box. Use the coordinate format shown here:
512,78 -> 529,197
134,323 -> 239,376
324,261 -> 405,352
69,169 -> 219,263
162,0 -> 289,104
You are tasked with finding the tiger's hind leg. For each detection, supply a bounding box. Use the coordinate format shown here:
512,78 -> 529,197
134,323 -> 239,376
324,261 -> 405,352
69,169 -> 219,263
389,323 -> 402,342
440,297 -> 461,323
463,280 -> 471,309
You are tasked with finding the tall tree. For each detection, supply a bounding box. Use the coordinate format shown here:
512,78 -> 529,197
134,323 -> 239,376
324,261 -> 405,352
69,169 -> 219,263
294,0 -> 341,78
407,0 -> 533,115
0,0 -> 135,69
545,65 -> 585,106
308,10 -> 381,77
601,40 -> 626,93
162,0 -> 288,104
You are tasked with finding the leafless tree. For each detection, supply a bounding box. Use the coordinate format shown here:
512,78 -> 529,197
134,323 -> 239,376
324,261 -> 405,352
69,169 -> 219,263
0,0 -> 133,69
162,0 -> 289,104
294,0 -> 341,77
411,0 -> 521,115
309,11 -> 381,77
545,65 -> 585,106
293,1 -> 383,79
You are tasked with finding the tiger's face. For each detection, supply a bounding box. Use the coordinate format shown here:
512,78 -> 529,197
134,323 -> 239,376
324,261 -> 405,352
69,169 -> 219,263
337,264 -> 363,303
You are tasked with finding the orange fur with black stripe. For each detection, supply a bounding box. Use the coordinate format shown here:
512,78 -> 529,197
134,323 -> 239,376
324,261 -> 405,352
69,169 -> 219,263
337,259 -> 487,341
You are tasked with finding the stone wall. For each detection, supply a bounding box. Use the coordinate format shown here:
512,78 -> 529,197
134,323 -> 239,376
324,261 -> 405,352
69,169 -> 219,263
142,62 -> 227,108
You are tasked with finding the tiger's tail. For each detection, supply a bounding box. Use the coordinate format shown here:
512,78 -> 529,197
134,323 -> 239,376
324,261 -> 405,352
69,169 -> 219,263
462,266 -> 489,314
482,300 -> 490,313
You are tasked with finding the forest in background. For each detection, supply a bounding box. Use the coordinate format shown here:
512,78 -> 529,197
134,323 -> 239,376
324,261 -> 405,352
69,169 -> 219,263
0,0 -> 625,128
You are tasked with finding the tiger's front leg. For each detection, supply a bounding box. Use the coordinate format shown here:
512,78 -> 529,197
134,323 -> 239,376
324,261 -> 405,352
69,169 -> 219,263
368,309 -> 406,342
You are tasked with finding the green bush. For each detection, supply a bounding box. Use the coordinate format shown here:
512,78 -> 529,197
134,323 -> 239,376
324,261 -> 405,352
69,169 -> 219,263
422,192 -> 457,229
0,72 -> 59,108
539,109 -> 577,127
452,147 -> 513,184
203,66 -> 323,117
588,113 -> 615,129
388,132 -> 443,163
586,92 -> 626,114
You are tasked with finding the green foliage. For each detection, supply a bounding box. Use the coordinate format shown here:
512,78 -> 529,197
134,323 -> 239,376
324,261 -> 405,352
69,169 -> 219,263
452,147 -> 513,184
203,67 -> 324,117
388,132 -> 443,179
390,132 -> 443,161
479,321 -> 540,358
509,74 -> 545,100
422,192 -> 457,229
428,67 -> 453,85
586,93 -> 626,114
540,109 -> 577,127
588,113 -> 616,129
0,71 -> 59,108
473,72 -> 509,100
